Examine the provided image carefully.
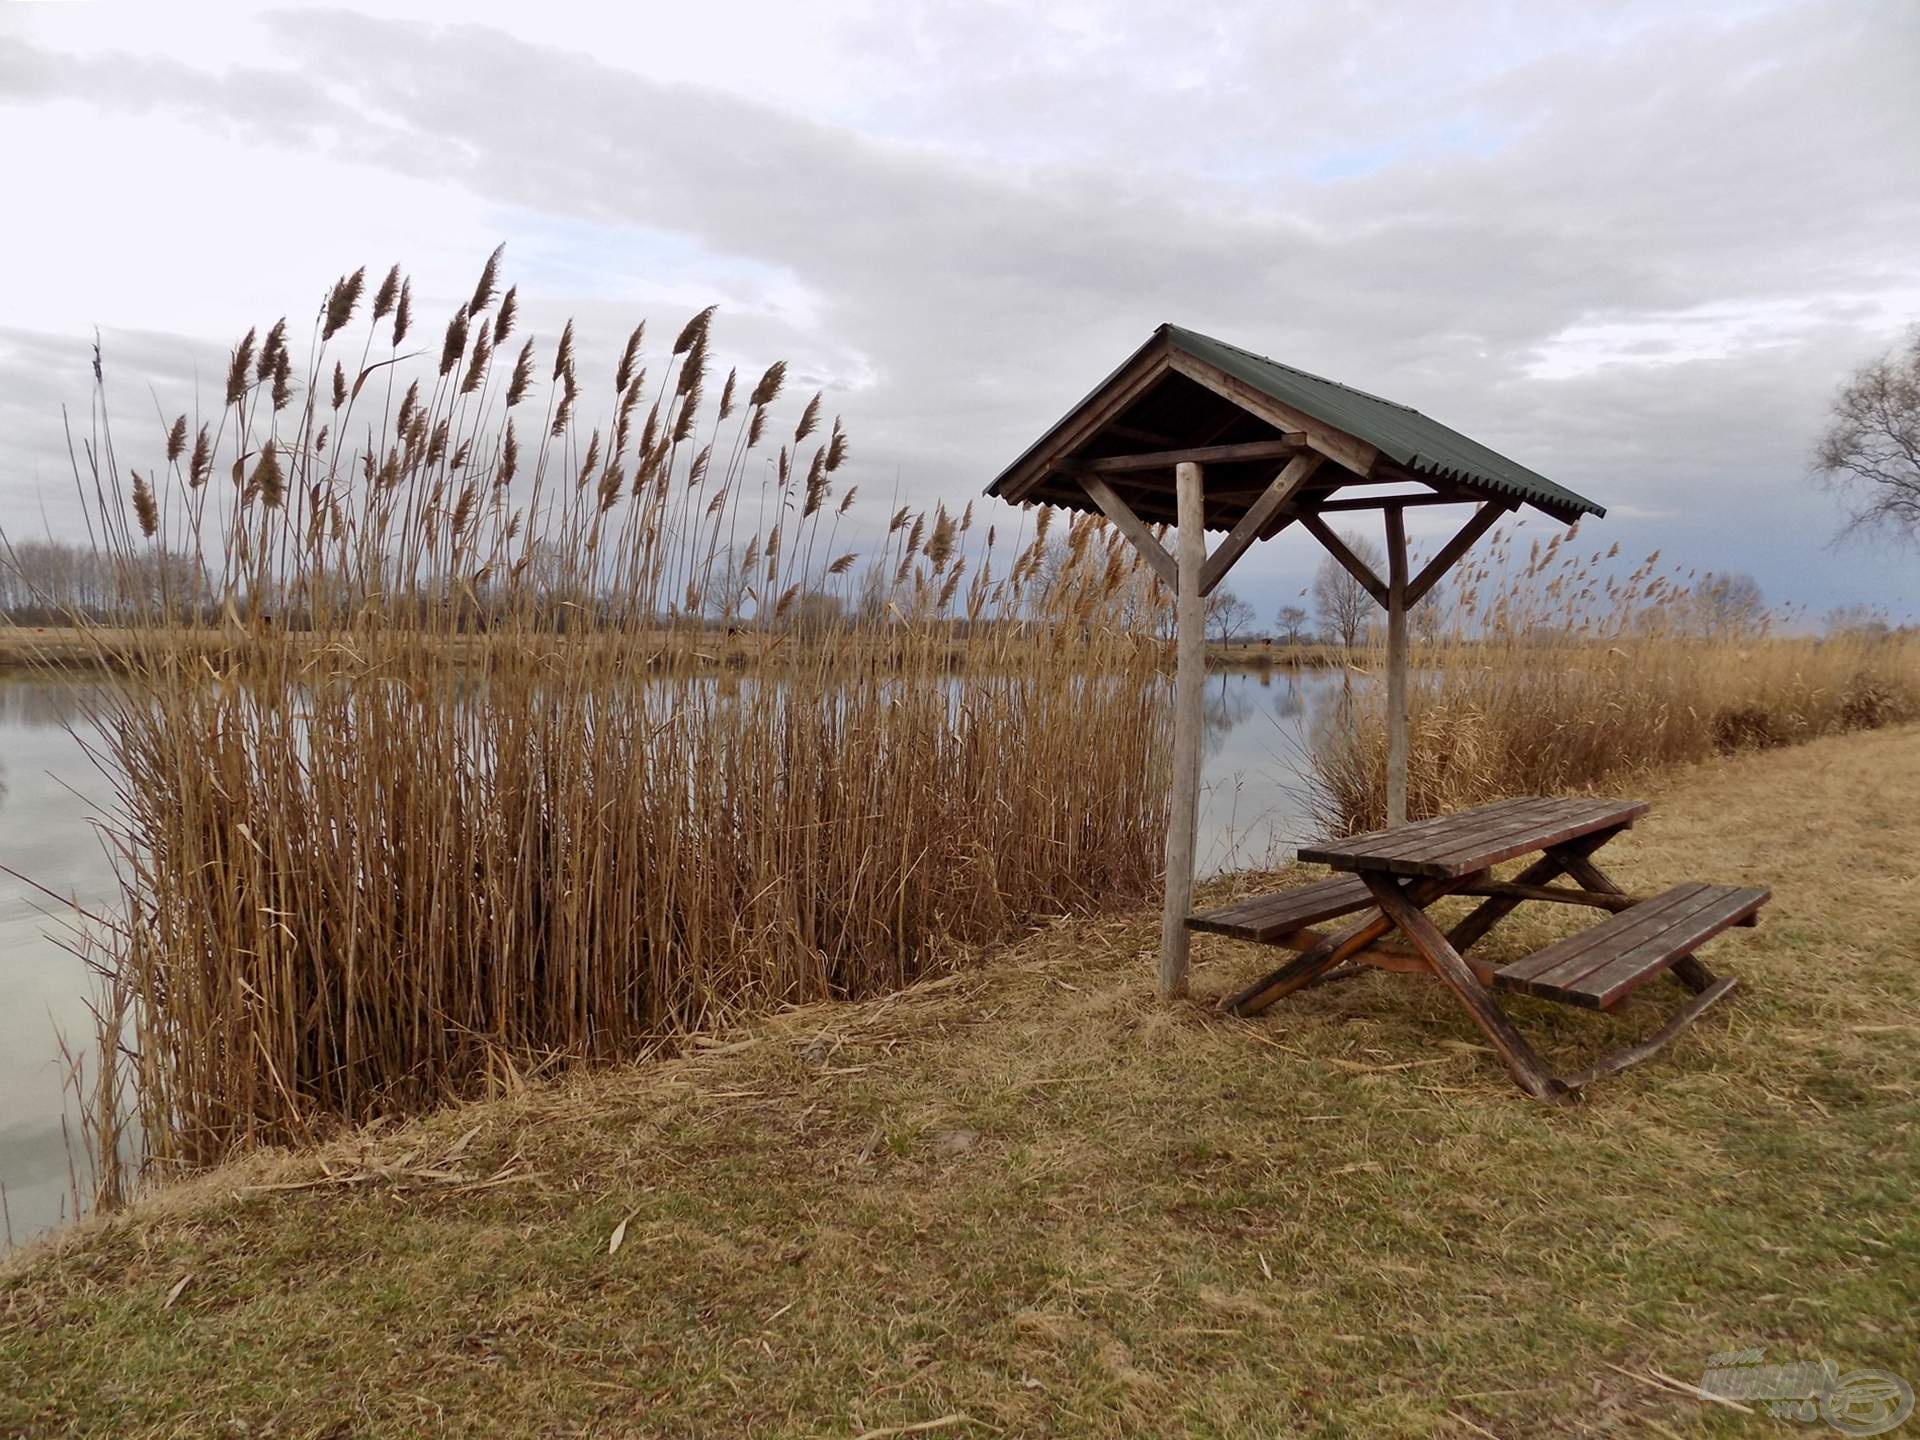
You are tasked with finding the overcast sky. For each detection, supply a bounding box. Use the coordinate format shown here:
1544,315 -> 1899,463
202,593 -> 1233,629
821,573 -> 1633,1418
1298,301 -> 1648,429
2,1 -> 1915,623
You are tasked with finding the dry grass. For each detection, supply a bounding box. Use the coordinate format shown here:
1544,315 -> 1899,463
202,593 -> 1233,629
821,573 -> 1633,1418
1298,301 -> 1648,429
5,726 -> 1916,1437
18,254 -> 1171,1205
1311,525 -> 1920,832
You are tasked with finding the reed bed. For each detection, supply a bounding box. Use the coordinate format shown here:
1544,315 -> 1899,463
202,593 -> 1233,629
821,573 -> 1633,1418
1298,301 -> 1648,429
1309,524 -> 1920,832
20,253 -> 1170,1205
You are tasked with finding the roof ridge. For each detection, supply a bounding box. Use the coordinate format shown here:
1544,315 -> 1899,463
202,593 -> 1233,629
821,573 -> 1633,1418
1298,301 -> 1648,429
1165,324 -> 1426,417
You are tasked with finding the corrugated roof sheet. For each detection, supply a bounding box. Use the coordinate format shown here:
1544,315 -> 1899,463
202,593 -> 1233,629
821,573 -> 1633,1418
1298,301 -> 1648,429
1163,325 -> 1603,519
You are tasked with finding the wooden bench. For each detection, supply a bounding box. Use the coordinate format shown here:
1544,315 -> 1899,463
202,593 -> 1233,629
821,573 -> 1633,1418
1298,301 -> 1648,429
1188,874 -> 1374,943
1494,882 -> 1770,1010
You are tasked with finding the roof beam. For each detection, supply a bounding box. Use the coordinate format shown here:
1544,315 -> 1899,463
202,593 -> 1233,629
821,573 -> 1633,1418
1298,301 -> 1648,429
1300,512 -> 1388,607
1068,436 -> 1308,475
1313,491 -> 1478,512
1078,474 -> 1178,589
1170,351 -> 1380,479
1406,500 -> 1513,606
1199,452 -> 1323,597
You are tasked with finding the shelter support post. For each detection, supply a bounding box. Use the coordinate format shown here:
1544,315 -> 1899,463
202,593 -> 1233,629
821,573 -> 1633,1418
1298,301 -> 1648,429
1159,460 -> 1207,999
1384,505 -> 1409,828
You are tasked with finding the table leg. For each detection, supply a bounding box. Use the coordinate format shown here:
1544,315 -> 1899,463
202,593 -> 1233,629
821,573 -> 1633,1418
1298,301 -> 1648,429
1222,878 -> 1452,1017
1446,828 -> 1621,953
1362,873 -> 1569,1103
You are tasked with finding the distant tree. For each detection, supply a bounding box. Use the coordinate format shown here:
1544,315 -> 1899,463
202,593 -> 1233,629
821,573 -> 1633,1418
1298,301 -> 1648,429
1815,329 -> 1920,545
1205,588 -> 1255,644
1313,531 -> 1384,648
1825,603 -> 1891,638
1275,603 -> 1309,645
1693,571 -> 1766,637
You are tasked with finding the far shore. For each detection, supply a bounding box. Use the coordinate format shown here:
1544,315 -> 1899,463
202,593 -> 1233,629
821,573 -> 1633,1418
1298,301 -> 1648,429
0,624 -> 1354,677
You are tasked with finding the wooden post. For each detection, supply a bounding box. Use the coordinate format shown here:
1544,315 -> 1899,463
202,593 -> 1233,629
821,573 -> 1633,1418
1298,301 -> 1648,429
1384,504 -> 1409,829
1158,460 -> 1206,999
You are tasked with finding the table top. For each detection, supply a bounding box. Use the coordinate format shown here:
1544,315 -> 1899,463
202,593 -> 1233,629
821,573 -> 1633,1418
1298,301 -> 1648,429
1296,795 -> 1649,880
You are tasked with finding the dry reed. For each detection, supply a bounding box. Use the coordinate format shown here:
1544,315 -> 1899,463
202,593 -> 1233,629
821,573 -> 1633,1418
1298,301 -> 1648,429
1309,523 -> 1920,831
18,253 -> 1171,1206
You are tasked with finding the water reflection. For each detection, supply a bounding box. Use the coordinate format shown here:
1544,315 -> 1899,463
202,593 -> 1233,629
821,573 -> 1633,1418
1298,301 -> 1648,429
0,664 -> 1343,1243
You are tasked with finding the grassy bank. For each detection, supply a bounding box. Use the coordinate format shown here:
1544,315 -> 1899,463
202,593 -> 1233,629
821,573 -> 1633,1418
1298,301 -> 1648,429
7,725 -> 1916,1437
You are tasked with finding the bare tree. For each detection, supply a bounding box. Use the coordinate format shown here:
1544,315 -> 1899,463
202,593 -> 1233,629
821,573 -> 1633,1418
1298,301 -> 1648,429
1312,530 -> 1384,648
1205,587 -> 1255,644
1275,603 -> 1309,644
1815,329 -> 1920,544
1692,571 -> 1766,637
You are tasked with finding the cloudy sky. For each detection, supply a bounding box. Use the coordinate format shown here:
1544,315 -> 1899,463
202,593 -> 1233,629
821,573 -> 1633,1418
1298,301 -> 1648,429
1,0 -> 1915,623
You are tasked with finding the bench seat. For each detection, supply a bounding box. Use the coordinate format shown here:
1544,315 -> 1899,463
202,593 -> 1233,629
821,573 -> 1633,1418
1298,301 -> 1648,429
1188,874 -> 1375,943
1494,882 -> 1770,1010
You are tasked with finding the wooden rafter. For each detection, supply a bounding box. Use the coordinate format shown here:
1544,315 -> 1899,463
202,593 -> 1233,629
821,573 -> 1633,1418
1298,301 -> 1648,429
1168,350 -> 1380,478
1299,512 -> 1388,606
1199,452 -> 1323,597
1407,500 -> 1512,606
1077,475 -> 1178,588
1069,436 -> 1308,475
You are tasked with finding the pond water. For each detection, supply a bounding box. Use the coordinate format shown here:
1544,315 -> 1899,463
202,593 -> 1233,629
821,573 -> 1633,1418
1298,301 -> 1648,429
0,665 -> 1348,1243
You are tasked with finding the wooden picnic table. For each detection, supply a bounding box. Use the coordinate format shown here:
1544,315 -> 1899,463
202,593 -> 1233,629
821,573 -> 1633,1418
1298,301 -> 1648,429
1191,796 -> 1768,1101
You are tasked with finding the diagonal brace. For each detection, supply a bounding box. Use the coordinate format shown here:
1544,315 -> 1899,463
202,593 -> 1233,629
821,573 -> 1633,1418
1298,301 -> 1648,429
1078,474 -> 1177,588
1199,452 -> 1323,596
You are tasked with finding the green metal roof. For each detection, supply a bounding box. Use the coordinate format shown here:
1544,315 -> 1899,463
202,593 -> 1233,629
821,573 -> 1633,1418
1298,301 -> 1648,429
1162,325 -> 1603,519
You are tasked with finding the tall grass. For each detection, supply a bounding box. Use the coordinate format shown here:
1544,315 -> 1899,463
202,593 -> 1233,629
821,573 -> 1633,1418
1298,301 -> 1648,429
21,253 -> 1170,1205
1310,524 -> 1920,832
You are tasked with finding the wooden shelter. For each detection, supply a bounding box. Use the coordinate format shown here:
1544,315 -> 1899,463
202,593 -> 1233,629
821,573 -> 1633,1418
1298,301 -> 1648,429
985,324 -> 1605,999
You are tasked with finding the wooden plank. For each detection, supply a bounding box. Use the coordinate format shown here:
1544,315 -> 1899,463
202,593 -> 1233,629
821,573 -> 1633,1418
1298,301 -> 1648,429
1168,350 -> 1379,478
1299,797 -> 1562,868
1198,452 -> 1323,597
1395,798 -> 1638,868
1361,874 -> 1567,1103
1384,505 -> 1409,828
1297,797 -> 1543,866
1453,878 -> 1648,912
1561,978 -> 1740,1089
1494,884 -> 1768,1010
1556,886 -> 1768,1010
1494,884 -> 1709,989
1220,877 -> 1451,1016
1186,872 -> 1374,942
1072,437 -> 1308,474
1313,492 -> 1477,512
1079,475 -> 1178,589
1302,799 -> 1650,879
1158,460 -> 1207,1000
1407,501 -> 1510,607
1298,512 -> 1389,606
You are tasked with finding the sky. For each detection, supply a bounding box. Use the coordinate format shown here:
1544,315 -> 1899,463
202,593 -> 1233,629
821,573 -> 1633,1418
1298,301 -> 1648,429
1,0 -> 1916,625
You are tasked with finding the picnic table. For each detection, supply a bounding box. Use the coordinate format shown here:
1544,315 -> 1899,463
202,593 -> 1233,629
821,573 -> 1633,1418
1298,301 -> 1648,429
1190,796 -> 1769,1101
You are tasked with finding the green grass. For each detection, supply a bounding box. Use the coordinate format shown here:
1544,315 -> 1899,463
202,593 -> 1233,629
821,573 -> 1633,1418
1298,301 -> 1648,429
5,727 -> 1919,1437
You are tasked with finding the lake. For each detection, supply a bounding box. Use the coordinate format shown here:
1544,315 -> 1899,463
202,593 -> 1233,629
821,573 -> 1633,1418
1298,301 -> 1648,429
0,664 -> 1347,1243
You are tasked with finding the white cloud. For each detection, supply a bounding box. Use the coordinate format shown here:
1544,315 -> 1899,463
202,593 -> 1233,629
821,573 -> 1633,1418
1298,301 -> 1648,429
0,0 -> 1914,619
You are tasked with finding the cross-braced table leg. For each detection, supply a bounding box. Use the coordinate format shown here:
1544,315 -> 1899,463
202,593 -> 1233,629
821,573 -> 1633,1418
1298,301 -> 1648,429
1223,877 -> 1453,1016
1446,827 -> 1625,954
1361,872 -> 1569,1103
